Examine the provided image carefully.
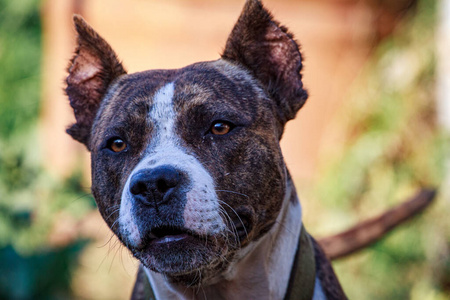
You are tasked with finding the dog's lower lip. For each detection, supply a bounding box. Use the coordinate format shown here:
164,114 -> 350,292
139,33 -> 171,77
153,233 -> 189,244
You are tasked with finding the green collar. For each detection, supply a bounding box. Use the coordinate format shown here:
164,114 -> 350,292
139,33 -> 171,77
284,224 -> 316,300
131,224 -> 316,300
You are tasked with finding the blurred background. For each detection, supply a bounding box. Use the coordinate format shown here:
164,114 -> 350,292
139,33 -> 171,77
0,0 -> 449,298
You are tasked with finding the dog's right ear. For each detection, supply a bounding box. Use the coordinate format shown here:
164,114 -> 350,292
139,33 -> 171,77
65,15 -> 126,149
222,0 -> 307,131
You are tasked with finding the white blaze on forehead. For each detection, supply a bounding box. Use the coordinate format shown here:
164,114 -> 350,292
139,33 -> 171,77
119,82 -> 225,247
150,82 -> 176,140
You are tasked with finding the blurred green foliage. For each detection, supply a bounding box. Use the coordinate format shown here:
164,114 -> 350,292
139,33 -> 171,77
0,0 -> 41,139
0,0 -> 94,298
313,0 -> 450,298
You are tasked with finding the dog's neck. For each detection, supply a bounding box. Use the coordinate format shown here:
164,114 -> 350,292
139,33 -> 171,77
144,179 -> 303,300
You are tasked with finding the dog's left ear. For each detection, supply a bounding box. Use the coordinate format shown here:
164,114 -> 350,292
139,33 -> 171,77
222,0 -> 307,127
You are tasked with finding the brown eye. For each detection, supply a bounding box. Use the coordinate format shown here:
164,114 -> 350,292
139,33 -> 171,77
109,138 -> 127,152
211,122 -> 232,135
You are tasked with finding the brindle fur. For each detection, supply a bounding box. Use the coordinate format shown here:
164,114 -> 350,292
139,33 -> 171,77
89,61 -> 288,283
65,0 -> 346,298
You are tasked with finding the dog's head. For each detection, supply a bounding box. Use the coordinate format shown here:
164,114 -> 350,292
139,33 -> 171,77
66,0 -> 307,285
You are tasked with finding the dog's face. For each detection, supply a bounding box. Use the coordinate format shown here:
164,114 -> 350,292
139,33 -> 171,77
66,0 -> 307,285
90,61 -> 287,280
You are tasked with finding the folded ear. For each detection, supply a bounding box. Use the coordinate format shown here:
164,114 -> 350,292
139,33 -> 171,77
222,0 -> 307,126
65,15 -> 126,148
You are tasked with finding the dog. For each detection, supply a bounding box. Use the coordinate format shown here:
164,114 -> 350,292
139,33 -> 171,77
65,0 -> 347,299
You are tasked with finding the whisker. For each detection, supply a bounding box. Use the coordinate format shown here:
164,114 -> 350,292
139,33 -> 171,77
110,214 -> 122,232
96,233 -> 119,272
98,231 -> 118,249
217,199 -> 249,240
218,208 -> 239,248
106,204 -> 120,212
109,240 -> 122,273
105,207 -> 120,222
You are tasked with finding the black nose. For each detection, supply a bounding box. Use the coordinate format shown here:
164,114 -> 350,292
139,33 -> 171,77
129,165 -> 182,206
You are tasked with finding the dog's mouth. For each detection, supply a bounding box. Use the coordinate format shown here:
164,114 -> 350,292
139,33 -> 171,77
129,224 -> 228,281
145,225 -> 192,245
